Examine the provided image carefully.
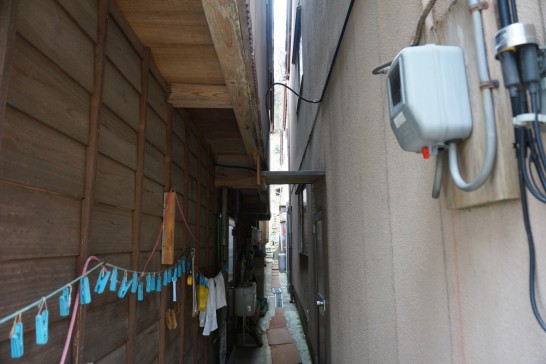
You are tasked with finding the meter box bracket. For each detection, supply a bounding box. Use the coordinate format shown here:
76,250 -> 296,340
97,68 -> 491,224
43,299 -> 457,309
386,45 -> 473,153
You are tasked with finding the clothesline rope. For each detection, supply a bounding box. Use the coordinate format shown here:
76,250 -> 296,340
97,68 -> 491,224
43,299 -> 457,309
0,186 -> 227,362
0,255 -> 193,327
0,262 -> 103,326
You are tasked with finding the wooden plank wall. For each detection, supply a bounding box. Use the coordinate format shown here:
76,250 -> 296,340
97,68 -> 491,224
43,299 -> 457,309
0,1 -> 218,363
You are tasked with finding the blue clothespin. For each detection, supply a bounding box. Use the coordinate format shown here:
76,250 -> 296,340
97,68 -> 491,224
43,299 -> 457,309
10,314 -> 23,359
177,263 -> 182,277
182,259 -> 186,274
163,270 -> 169,286
145,274 -> 152,293
35,298 -> 49,345
137,281 -> 144,302
59,285 -> 72,317
109,267 -> 118,292
94,267 -> 111,294
117,272 -> 132,298
150,273 -> 156,292
80,276 -> 92,305
156,275 -> 162,292
130,272 -> 138,294
172,269 -> 177,283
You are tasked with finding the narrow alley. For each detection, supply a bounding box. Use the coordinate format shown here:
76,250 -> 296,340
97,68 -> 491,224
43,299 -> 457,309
228,252 -> 311,364
3,0 -> 546,363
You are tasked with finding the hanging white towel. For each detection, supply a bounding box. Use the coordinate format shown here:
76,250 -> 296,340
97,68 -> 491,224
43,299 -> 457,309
200,278 -> 218,336
214,273 -> 227,309
199,272 -> 227,336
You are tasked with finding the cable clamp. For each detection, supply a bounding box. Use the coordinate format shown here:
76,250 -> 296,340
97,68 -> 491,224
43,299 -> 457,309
469,1 -> 488,13
513,113 -> 546,130
479,80 -> 499,90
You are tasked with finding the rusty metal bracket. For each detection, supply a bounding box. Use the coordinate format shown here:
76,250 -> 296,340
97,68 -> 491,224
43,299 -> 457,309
469,1 -> 489,13
480,80 -> 500,90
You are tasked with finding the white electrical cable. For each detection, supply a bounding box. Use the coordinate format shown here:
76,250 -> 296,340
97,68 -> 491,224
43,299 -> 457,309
448,0 -> 497,191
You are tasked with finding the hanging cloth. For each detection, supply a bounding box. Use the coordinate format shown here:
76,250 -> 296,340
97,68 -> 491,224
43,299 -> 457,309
214,272 -> 227,309
199,277 -> 218,336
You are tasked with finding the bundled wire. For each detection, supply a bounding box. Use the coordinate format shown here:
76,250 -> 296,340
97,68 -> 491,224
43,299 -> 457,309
497,0 -> 546,333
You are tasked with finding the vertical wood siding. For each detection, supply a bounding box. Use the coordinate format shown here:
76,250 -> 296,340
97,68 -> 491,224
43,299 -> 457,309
0,1 -> 219,362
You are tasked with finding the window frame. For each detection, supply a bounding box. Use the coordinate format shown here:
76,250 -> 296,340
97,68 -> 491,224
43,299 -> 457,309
296,184 -> 309,255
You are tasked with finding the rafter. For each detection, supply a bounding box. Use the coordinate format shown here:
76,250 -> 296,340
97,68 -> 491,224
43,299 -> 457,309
201,0 -> 263,164
169,83 -> 232,108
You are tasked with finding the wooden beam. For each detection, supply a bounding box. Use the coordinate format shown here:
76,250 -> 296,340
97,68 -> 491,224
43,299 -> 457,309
201,0 -> 263,164
127,47 -> 150,364
215,154 -> 251,166
169,83 -> 232,109
261,170 -> 326,185
75,0 -> 109,361
215,174 -> 258,189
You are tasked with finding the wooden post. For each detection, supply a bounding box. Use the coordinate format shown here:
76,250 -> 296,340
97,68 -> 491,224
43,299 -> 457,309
193,133 -> 202,364
127,47 -> 150,363
0,0 -> 17,147
74,0 -> 109,362
162,189 -> 176,264
159,96 -> 174,364
179,112 -> 191,363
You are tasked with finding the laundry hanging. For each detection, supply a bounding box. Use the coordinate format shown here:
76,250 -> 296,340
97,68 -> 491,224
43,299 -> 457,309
198,271 -> 228,336
0,255 -> 190,361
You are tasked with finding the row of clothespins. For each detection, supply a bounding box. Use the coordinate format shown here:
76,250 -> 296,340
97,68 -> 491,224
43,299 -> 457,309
4,256 -> 206,360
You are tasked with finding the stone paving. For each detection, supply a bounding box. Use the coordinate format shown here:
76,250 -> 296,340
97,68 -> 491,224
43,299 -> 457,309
228,257 -> 311,364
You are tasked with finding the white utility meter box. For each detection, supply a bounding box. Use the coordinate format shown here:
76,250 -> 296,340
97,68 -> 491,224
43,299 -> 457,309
386,45 -> 473,154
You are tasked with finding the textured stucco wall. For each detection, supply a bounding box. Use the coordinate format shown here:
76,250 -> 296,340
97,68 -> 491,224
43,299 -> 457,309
287,0 -> 546,363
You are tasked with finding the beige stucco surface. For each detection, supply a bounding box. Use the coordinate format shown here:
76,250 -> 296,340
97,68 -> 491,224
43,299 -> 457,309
287,0 -> 546,362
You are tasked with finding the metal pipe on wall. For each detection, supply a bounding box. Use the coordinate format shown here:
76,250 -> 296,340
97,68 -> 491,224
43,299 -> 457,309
287,203 -> 293,302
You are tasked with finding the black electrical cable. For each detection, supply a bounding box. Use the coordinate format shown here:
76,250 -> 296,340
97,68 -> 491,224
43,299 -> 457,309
411,0 -> 438,46
510,0 -> 519,22
521,149 -> 546,203
265,0 -> 355,111
497,0 -> 546,333
530,93 -> 546,171
265,83 -> 320,108
529,154 -> 546,195
516,129 -> 546,333
371,0 -> 439,75
372,61 -> 393,76
318,0 -> 355,102
497,0 -> 513,26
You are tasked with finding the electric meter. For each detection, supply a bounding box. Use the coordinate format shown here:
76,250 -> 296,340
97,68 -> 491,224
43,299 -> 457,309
386,45 -> 473,155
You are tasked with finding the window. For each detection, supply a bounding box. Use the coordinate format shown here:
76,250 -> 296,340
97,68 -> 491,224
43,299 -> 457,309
297,184 -> 308,255
291,5 -> 303,97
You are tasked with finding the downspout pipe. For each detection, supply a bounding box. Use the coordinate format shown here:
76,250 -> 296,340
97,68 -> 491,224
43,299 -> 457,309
286,204 -> 292,298
447,0 -> 497,191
